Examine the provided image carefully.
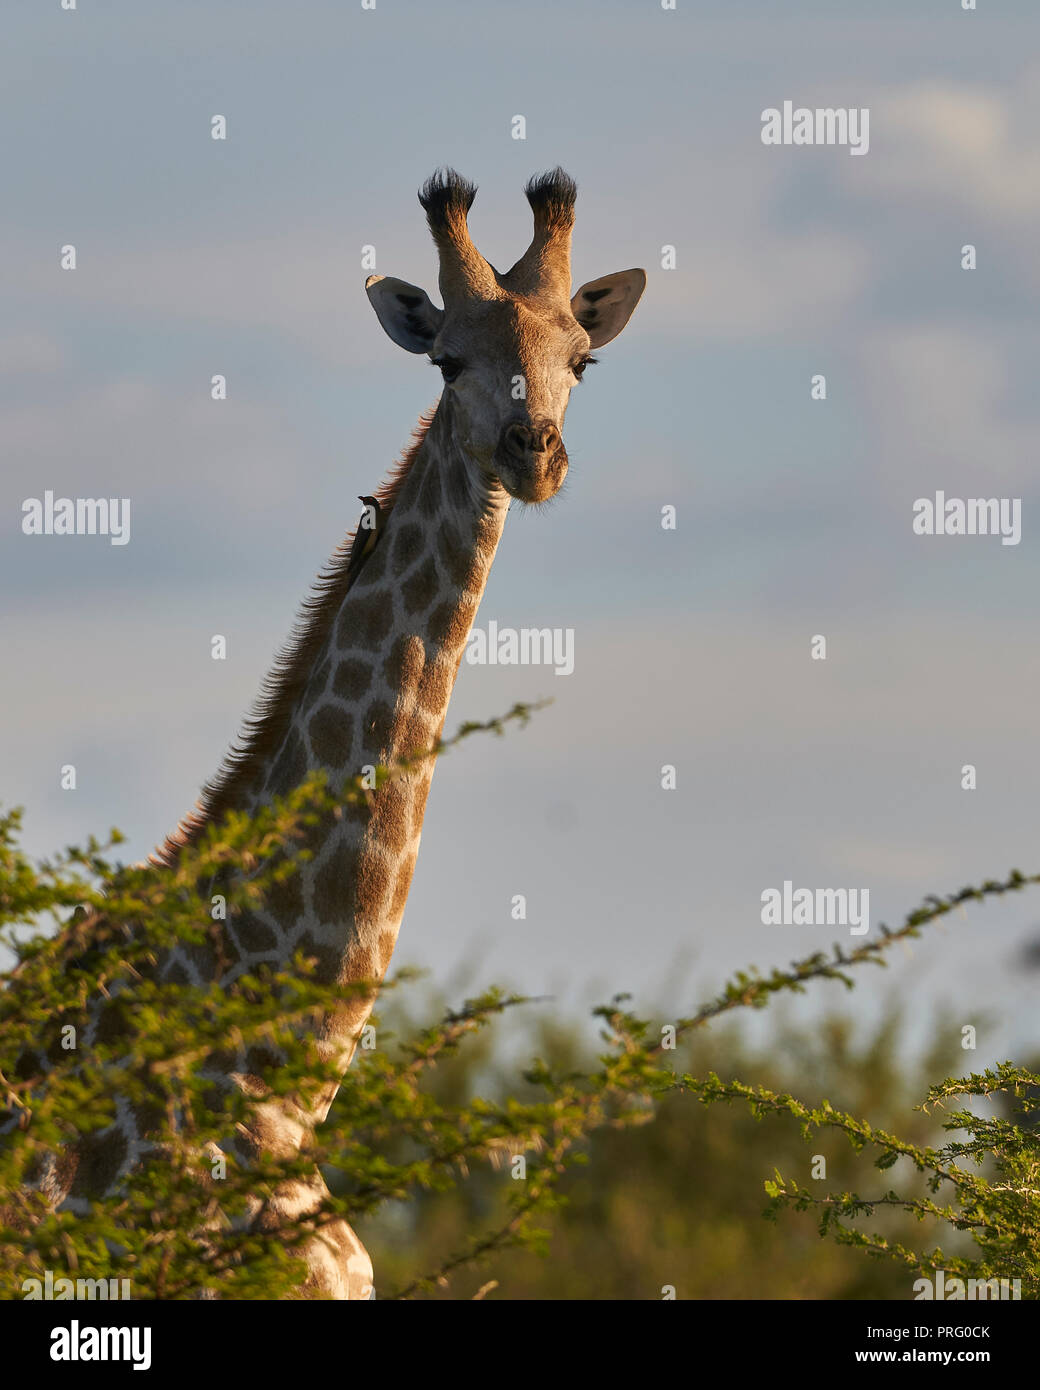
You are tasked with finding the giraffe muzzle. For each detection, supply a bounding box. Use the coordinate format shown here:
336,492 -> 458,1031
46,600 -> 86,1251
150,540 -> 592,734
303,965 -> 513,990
494,420 -> 568,503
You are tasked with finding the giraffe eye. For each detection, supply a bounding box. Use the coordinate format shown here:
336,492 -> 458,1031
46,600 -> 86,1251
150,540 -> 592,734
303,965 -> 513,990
431,356 -> 464,383
571,355 -> 598,381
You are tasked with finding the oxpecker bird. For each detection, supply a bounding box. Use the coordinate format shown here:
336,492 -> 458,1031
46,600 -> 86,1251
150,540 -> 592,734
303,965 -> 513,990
346,494 -> 384,587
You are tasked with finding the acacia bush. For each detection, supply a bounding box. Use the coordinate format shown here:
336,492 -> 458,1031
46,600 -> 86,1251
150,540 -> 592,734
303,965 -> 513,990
1,711 -> 1036,1299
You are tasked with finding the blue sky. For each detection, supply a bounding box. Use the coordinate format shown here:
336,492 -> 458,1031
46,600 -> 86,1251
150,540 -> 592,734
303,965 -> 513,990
3,0 -> 1039,1062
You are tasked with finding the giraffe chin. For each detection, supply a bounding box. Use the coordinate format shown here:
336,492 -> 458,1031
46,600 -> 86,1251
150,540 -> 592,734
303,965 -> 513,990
494,449 -> 569,505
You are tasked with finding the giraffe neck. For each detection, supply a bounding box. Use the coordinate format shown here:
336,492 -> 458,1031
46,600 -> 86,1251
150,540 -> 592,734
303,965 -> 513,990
205,393 -> 508,1046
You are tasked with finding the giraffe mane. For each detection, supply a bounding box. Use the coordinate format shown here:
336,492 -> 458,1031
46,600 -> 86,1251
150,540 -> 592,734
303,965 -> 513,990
153,408 -> 438,868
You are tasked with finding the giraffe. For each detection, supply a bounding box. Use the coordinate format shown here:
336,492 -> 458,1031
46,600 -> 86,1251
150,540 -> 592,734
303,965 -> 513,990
11,168 -> 645,1299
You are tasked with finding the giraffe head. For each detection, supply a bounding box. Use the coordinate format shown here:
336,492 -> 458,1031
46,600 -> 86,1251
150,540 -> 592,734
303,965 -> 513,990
366,169 -> 645,505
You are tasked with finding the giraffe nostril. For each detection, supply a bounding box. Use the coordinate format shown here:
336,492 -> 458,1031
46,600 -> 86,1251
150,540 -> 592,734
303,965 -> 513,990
503,422 -> 558,458
504,423 -> 534,458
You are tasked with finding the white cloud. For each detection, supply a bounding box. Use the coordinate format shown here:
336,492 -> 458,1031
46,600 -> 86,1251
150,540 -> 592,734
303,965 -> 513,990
857,324 -> 1040,494
849,76 -> 1040,224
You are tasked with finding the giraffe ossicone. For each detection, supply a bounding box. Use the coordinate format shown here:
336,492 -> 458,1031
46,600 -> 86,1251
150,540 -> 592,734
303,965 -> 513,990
24,169 -> 645,1300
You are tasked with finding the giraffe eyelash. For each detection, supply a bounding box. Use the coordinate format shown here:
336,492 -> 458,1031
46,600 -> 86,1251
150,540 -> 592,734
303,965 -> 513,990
430,356 -> 464,383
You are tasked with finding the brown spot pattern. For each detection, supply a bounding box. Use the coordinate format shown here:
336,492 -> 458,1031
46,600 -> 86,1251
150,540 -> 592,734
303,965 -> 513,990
436,521 -> 477,588
308,704 -> 355,769
266,867 -> 305,930
390,852 -> 417,918
338,591 -> 394,650
185,941 -> 217,980
369,780 -> 412,857
92,999 -> 134,1046
411,773 -> 434,836
401,709 -> 433,754
377,927 -> 398,975
391,522 -> 424,577
313,841 -> 359,927
363,698 -> 395,754
383,634 -> 425,693
297,932 -> 342,985
351,537 -> 388,588
417,657 -> 453,713
333,658 -> 373,701
354,850 -> 393,923
245,1043 -> 283,1075
402,558 -> 440,615
131,1099 -> 165,1137
427,597 -> 476,649
235,912 -> 279,954
71,1126 -> 128,1198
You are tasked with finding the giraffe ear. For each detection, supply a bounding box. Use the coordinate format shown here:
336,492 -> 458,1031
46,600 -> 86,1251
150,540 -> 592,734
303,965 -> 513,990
571,269 -> 646,348
366,275 -> 443,354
